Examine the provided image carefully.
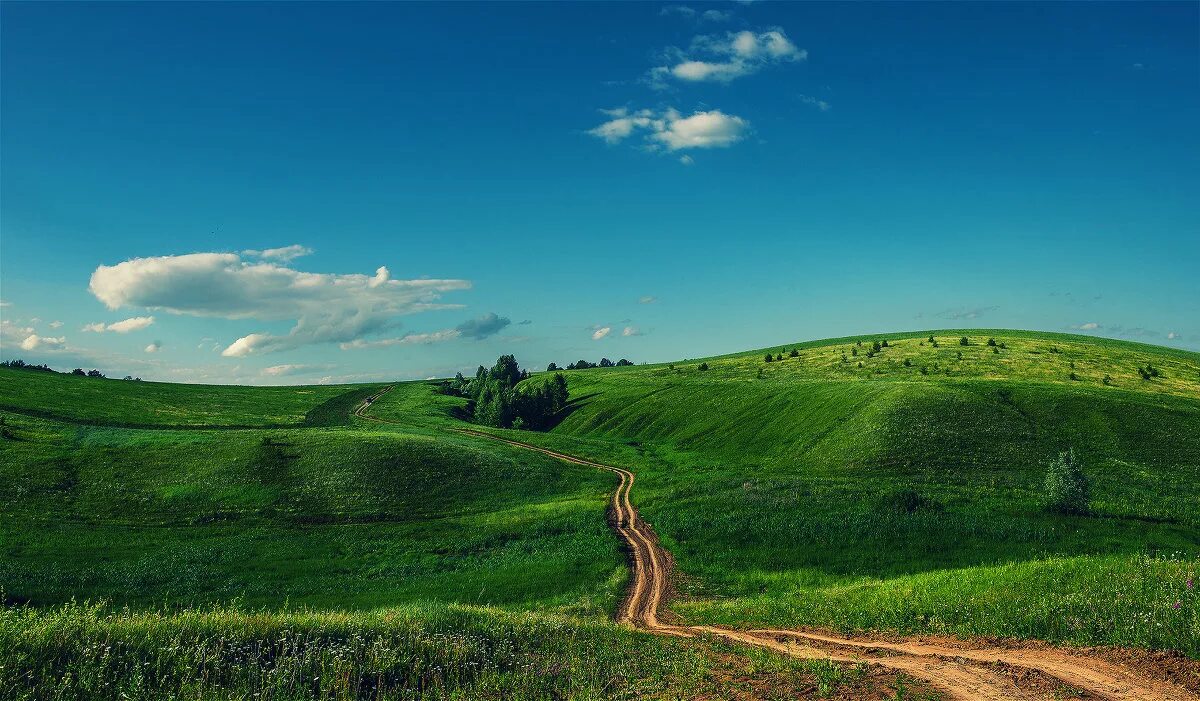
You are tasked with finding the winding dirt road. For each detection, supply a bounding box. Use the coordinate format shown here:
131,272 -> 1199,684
357,391 -> 1197,700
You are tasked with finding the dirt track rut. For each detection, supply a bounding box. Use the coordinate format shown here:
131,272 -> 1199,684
357,391 -> 1197,700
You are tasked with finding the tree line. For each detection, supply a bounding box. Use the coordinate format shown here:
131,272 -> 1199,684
1,359 -> 128,379
546,358 -> 634,371
443,355 -> 569,430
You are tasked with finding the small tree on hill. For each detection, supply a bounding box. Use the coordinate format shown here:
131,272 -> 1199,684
775,353 -> 783,362
1043,448 -> 1090,515
789,348 -> 799,358
546,362 -> 558,372
698,362 -> 709,371
764,354 -> 773,363
986,338 -> 997,347
871,340 -> 882,353
959,337 -> 970,346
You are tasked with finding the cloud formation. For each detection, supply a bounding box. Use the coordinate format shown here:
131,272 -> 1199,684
455,312 -> 511,340
622,326 -> 643,337
88,252 -> 470,357
592,327 -> 612,341
639,296 -> 657,304
589,108 -> 749,152
83,316 -> 156,334
242,244 -> 313,262
340,312 -> 509,350
144,341 -> 162,353
650,29 -> 805,87
20,334 -> 67,351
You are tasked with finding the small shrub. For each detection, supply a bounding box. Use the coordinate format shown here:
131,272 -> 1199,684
879,489 -> 942,514
992,346 -> 999,354
789,348 -> 799,358
881,339 -> 889,348
1069,372 -> 1078,381
903,358 -> 912,367
959,337 -> 970,346
919,366 -> 928,375
764,354 -> 773,363
698,362 -> 709,371
872,340 -> 882,353
1043,448 -> 1090,515
1102,374 -> 1113,386
986,338 -> 997,347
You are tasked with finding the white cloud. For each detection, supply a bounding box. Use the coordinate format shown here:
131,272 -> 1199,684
592,327 -> 612,341
622,326 -> 643,337
0,300 -> 10,307
639,295 -> 657,304
49,321 -> 63,329
20,334 -> 67,351
88,252 -> 470,357
262,363 -> 336,377
144,341 -> 162,353
589,108 -> 749,152
1168,332 -> 1178,340
1072,322 -> 1101,330
341,329 -> 462,350
650,28 -> 805,86
679,155 -> 695,165
84,316 -> 156,334
242,244 -> 313,262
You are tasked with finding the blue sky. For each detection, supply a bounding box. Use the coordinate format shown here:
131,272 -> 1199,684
2,2 -> 1197,384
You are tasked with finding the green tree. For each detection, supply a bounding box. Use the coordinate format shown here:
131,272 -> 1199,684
959,337 -> 970,346
1044,448 -> 1090,515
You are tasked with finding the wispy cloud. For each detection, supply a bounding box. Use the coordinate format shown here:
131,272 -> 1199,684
589,107 -> 749,152
242,244 -> 313,262
639,295 -> 657,304
648,29 -> 805,87
798,94 -> 831,111
455,312 -> 511,340
143,341 -> 162,353
622,326 -> 643,337
592,326 -> 612,340
82,316 -> 155,334
88,251 -> 469,357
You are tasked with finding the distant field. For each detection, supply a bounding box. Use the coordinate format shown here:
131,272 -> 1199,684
0,367 -> 378,427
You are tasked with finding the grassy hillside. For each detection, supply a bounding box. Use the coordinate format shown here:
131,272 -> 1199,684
1,328 -> 1197,701
0,367 -> 376,428
0,410 -> 621,612
475,330 -> 1200,654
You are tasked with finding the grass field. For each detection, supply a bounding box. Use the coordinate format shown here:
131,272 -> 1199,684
472,330 -> 1200,655
1,328 -> 1197,699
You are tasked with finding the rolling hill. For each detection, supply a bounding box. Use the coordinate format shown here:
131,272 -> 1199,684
1,329 -> 1197,700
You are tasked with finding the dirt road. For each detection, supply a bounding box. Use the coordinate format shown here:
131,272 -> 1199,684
357,393 -> 1197,700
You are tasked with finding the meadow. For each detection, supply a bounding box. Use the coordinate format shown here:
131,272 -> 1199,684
469,330 -> 1200,655
1,328 -> 1197,700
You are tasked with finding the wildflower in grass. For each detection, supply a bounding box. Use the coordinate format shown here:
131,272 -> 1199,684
1188,578 -> 1194,590
1173,601 -> 1182,610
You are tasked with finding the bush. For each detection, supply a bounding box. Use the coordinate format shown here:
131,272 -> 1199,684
1044,449 -> 1090,515
789,349 -> 799,358
986,338 -> 997,346
698,362 -> 709,371
879,489 -> 942,514
959,337 -> 970,346
764,354 -> 773,363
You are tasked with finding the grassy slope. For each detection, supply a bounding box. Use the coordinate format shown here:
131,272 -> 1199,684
0,376 -> 906,700
0,367 -> 374,428
0,408 -> 621,613
488,330 -> 1200,654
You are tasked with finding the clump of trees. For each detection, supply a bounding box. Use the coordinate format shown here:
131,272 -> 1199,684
1136,364 -> 1161,380
446,355 -> 569,430
0,359 -> 56,373
1043,448 -> 1090,515
560,358 -> 634,370
71,369 -> 105,378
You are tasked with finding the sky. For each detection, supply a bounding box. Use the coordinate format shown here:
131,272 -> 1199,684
1,1 -> 1197,385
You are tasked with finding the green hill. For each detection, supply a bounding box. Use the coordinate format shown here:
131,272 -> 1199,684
475,330 -> 1200,653
1,329 -> 1197,699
